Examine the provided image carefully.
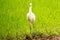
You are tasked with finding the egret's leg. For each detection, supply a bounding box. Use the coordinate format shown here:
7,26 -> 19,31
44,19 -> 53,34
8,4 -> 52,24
29,24 -> 34,34
31,24 -> 34,34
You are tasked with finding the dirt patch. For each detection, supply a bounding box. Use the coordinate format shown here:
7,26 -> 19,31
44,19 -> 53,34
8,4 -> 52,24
25,34 -> 60,40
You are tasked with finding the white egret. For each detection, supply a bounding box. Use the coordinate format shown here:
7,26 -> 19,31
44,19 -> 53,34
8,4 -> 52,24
27,3 -> 35,34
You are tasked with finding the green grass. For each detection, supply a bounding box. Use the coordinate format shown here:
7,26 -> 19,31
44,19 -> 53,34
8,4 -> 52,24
0,0 -> 60,39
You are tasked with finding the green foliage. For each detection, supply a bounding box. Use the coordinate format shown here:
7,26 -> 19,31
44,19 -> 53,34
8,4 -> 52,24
0,0 -> 60,40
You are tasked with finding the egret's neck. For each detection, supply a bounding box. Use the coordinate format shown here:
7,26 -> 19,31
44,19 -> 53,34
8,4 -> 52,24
29,3 -> 32,13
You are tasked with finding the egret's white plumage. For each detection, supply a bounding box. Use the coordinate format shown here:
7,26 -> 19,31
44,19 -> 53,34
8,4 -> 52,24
27,3 -> 35,26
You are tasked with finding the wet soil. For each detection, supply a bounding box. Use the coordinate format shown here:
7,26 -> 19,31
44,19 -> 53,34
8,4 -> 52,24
25,34 -> 60,40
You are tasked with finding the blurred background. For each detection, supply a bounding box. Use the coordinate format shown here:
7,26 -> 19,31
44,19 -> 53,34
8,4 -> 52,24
0,0 -> 60,39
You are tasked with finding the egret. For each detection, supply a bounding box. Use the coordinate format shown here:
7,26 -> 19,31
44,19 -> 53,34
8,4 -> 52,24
27,3 -> 35,34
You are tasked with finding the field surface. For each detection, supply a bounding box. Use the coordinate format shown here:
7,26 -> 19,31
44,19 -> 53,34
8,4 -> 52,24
0,0 -> 60,40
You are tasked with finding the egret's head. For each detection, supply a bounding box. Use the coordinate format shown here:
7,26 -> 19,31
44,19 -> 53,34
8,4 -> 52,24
30,3 -> 32,6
